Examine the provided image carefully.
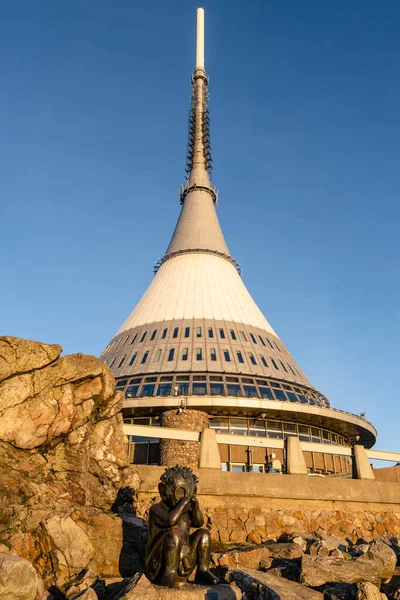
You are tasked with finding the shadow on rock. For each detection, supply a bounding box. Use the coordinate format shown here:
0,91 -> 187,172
111,486 -> 148,577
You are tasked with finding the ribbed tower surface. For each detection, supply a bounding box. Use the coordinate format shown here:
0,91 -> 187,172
100,9 -> 376,471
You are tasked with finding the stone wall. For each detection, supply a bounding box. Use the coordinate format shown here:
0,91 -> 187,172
136,466 -> 400,546
160,409 -> 209,469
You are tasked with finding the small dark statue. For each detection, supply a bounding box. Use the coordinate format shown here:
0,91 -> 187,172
145,466 -> 219,588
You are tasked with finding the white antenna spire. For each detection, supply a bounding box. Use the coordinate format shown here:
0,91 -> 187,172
196,8 -> 205,69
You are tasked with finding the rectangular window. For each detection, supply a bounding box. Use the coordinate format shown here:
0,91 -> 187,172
210,348 -> 217,361
267,338 -> 274,349
272,388 -> 286,401
154,349 -> 162,362
240,331 -> 247,342
237,351 -> 244,363
177,382 -> 190,395
196,348 -> 203,360
230,419 -> 248,436
230,329 -> 237,340
156,383 -> 172,397
140,331 -> 147,343
259,386 -> 273,399
182,348 -> 188,361
208,327 -> 214,338
122,336 -> 129,346
192,381 -> 207,395
274,341 -> 281,352
140,384 -> 155,397
271,358 -> 279,370
118,356 -> 126,368
150,330 -> 157,341
115,379 -> 128,389
287,392 -> 297,402
173,327 -> 179,339
288,364 -> 296,376
219,328 -> 225,339
243,385 -> 258,398
283,422 -> 297,438
168,349 -> 175,361
210,419 -> 229,433
249,420 -> 266,437
227,383 -> 241,396
196,327 -> 202,338
260,355 -> 268,367
161,328 -> 168,339
184,327 -> 190,338
298,425 -> 310,442
250,333 -> 257,344
258,335 -> 266,346
210,375 -> 223,381
210,382 -> 224,395
109,358 -> 116,368
129,353 -> 137,366
226,376 -> 239,382
130,333 -> 138,345
280,360 -> 288,373
160,375 -> 173,381
242,377 -> 254,383
224,349 -> 231,362
126,385 -> 139,398
141,351 -> 149,364
144,376 -> 157,382
248,352 -> 257,365
267,421 -> 283,439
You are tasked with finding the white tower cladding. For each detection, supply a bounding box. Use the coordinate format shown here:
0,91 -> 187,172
99,9 -> 376,451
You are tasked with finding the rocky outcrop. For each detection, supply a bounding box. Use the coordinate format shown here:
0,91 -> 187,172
300,540 -> 396,587
0,336 -> 140,588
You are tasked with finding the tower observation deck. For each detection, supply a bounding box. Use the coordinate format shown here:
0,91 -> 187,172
100,8 -> 376,475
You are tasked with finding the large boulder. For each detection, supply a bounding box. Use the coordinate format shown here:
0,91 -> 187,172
357,582 -> 388,600
0,336 -> 140,588
228,567 -> 324,599
0,553 -> 42,600
300,540 -> 396,587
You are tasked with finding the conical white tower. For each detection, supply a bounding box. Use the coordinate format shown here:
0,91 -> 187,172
100,8 -> 376,472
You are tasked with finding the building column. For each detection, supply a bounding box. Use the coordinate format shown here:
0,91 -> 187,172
285,436 -> 308,475
352,444 -> 375,480
160,408 -> 209,469
198,428 -> 221,469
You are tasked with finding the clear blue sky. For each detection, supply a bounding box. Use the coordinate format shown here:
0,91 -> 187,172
1,1 -> 399,453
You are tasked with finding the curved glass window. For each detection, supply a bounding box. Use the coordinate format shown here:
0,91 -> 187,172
193,381 -> 207,395
273,388 -> 286,401
126,385 -> 139,398
140,384 -> 155,397
259,386 -> 273,399
243,385 -> 258,398
210,382 -> 224,395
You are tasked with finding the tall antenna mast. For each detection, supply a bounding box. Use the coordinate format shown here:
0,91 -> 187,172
196,8 -> 205,69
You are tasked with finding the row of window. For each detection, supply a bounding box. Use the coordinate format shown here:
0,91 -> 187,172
124,416 -> 347,446
106,347 -> 301,378
116,373 -> 325,406
104,326 -> 285,355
